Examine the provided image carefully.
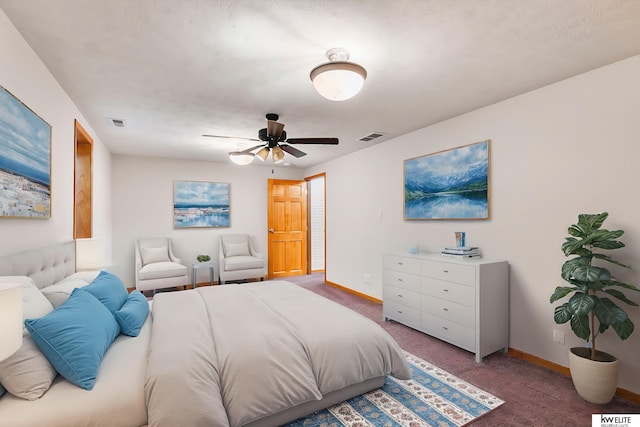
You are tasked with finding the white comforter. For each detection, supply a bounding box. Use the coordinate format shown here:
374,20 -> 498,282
145,281 -> 410,427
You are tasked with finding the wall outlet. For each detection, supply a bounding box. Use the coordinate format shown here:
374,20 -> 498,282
364,273 -> 371,284
553,329 -> 565,344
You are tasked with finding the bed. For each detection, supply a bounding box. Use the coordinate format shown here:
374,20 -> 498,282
0,264 -> 410,427
146,281 -> 411,427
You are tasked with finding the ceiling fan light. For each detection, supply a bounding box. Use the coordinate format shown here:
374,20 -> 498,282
229,151 -> 254,165
256,147 -> 270,161
272,146 -> 285,163
310,62 -> 367,101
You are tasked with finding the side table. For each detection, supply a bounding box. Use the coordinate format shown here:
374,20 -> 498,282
191,261 -> 215,289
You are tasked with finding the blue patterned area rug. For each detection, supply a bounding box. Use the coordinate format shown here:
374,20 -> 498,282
284,352 -> 504,427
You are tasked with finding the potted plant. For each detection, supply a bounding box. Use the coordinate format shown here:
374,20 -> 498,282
196,254 -> 211,263
550,212 -> 640,404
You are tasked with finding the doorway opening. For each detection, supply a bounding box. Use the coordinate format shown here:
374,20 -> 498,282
306,173 -> 325,273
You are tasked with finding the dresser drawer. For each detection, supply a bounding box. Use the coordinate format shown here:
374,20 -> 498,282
384,285 -> 420,309
384,255 -> 420,275
421,312 -> 475,351
421,277 -> 475,307
421,295 -> 475,328
421,259 -> 475,286
383,301 -> 421,329
383,269 -> 420,292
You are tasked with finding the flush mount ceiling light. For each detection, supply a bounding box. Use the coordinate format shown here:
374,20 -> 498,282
310,48 -> 367,101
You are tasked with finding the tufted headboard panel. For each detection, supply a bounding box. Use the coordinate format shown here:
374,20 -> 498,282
0,241 -> 76,289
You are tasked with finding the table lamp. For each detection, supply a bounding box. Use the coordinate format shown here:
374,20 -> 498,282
75,238 -> 112,271
0,283 -> 22,361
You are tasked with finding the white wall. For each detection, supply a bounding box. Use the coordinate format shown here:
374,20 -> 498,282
111,155 -> 302,285
307,55 -> 640,394
0,10 -> 112,255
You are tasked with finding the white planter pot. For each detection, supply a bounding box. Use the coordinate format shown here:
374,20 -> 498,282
569,347 -> 619,404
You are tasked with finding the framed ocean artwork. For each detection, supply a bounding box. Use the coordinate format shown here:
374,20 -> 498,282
404,140 -> 490,220
0,85 -> 52,218
173,180 -> 230,228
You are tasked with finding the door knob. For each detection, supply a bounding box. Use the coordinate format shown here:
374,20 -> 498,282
268,228 -> 274,233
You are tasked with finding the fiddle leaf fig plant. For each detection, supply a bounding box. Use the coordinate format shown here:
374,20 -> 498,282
550,212 -> 640,361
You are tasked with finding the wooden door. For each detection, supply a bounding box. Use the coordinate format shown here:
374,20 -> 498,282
267,179 -> 307,278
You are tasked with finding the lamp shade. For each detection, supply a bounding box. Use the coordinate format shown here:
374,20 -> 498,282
76,238 -> 112,270
0,283 -> 23,361
255,147 -> 269,161
310,61 -> 367,101
229,151 -> 255,165
271,146 -> 285,163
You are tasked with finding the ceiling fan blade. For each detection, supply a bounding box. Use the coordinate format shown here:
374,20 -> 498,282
240,144 -> 266,154
280,144 -> 307,158
286,137 -> 339,145
267,120 -> 285,138
202,134 -> 260,142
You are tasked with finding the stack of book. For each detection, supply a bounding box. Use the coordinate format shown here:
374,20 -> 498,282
441,246 -> 481,258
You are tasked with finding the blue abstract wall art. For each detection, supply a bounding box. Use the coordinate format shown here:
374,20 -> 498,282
0,85 -> 51,218
404,140 -> 490,220
174,180 -> 230,228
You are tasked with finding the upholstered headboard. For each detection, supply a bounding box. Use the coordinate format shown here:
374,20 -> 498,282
0,242 -> 76,289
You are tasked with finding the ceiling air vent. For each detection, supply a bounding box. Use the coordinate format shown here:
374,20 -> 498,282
359,132 -> 384,142
110,118 -> 125,127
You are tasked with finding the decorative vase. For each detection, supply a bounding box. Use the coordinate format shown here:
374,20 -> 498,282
568,347 -> 619,404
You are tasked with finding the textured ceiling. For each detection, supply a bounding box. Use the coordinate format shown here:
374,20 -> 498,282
2,0 -> 640,168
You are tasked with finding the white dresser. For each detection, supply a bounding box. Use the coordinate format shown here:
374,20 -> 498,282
383,253 -> 509,362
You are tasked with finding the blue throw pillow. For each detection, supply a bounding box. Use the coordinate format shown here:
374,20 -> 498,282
25,288 -> 120,390
114,291 -> 149,337
83,270 -> 128,314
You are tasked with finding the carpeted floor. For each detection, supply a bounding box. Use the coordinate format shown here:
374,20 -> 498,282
284,273 -> 640,426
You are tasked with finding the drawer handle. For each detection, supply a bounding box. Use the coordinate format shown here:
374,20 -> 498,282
397,262 -> 404,266
397,310 -> 403,314
443,270 -> 449,273
397,278 -> 403,282
443,326 -> 449,331
443,308 -> 449,311
397,294 -> 403,298
443,289 -> 449,292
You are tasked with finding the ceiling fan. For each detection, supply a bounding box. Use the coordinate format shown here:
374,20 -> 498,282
202,113 -> 339,164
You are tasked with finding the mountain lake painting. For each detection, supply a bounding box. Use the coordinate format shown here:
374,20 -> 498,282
404,140 -> 489,220
174,180 -> 230,228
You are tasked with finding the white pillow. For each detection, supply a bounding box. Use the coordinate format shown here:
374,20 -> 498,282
141,246 -> 169,265
0,277 -> 57,400
224,241 -> 250,257
0,335 -> 57,400
0,277 -> 54,335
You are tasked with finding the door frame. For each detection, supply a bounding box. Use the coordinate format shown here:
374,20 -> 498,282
73,119 -> 93,239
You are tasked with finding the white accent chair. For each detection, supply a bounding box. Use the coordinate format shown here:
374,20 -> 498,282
135,237 -> 188,293
218,234 -> 265,285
